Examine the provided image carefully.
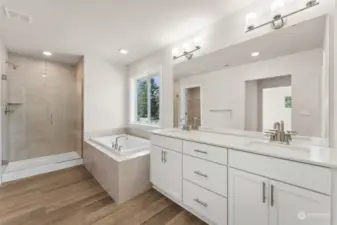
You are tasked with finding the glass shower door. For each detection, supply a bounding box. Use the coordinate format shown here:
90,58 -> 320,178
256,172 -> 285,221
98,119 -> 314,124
1,63 -> 9,169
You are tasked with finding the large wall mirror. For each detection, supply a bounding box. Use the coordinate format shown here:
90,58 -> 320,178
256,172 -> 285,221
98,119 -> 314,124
173,15 -> 330,146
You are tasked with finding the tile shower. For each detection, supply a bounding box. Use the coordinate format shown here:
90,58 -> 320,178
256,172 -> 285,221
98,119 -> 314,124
1,53 -> 83,180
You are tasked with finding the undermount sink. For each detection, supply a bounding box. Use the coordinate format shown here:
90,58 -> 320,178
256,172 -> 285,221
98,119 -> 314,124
248,140 -> 310,151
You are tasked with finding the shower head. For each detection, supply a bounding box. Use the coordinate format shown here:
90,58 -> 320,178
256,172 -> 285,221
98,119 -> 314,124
6,61 -> 19,70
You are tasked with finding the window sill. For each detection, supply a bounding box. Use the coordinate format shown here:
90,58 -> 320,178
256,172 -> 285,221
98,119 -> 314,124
128,123 -> 161,130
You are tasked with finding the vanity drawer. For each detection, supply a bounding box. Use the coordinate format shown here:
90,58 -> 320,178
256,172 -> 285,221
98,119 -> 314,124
183,141 -> 227,165
183,180 -> 227,225
229,150 -> 331,195
183,155 -> 227,197
151,135 -> 182,152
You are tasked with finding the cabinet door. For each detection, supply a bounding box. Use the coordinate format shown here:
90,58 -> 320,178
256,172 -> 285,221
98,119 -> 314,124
270,180 -> 330,225
150,145 -> 182,202
228,168 -> 269,225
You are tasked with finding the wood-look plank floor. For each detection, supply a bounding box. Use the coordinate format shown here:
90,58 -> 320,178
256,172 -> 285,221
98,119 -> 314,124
0,166 -> 206,225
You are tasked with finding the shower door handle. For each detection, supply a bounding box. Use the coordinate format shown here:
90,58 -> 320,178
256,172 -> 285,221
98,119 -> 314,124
4,103 -> 14,115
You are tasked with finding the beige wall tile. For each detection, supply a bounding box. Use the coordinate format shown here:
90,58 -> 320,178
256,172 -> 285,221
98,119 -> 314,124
7,53 -> 83,161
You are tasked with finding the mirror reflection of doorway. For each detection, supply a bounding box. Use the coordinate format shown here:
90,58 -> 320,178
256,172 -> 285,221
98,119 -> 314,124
186,86 -> 201,127
245,75 -> 291,132
263,86 -> 292,131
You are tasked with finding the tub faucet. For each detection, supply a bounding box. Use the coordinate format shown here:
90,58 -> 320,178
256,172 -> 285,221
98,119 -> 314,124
114,135 -> 128,150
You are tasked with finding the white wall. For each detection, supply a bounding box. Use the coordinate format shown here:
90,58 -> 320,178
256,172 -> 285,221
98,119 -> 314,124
84,55 -> 127,137
322,14 -> 334,146
179,49 -> 323,137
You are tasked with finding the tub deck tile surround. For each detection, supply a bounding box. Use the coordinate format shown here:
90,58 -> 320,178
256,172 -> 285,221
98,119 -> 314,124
0,166 -> 205,225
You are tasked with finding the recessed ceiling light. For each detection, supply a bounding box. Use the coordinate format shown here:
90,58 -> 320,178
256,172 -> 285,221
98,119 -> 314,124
251,52 -> 260,57
119,49 -> 128,55
43,51 -> 52,56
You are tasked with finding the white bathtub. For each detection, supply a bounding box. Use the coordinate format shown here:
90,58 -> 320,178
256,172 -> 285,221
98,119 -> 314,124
90,134 -> 150,156
84,134 -> 151,204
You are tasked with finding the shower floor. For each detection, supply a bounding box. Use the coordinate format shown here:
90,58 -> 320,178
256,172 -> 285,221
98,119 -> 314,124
1,151 -> 82,183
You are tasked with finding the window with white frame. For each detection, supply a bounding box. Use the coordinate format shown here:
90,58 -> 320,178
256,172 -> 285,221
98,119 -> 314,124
133,72 -> 160,125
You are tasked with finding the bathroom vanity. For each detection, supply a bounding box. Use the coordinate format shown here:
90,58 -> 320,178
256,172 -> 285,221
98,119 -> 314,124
150,129 -> 337,225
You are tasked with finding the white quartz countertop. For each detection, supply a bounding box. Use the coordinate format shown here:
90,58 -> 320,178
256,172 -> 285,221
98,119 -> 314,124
151,129 -> 337,168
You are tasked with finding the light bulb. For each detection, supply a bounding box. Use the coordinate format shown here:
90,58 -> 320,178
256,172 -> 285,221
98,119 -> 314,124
271,0 -> 285,19
43,51 -> 52,56
119,49 -> 128,54
172,48 -> 180,57
182,42 -> 193,52
306,0 -> 317,7
193,36 -> 204,47
246,13 -> 257,31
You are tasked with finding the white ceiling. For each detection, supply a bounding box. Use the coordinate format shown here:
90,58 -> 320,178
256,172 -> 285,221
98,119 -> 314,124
9,49 -> 81,65
174,16 -> 326,79
0,0 -> 257,65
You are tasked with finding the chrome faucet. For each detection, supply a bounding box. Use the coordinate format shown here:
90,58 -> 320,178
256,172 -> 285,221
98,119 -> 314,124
265,121 -> 297,145
113,135 -> 128,150
191,117 -> 200,130
180,117 -> 192,131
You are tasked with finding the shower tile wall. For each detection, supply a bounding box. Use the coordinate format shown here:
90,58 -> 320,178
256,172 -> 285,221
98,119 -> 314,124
7,53 -> 82,161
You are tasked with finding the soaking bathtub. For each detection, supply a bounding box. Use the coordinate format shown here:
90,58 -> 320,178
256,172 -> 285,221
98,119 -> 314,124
84,134 -> 151,204
90,134 -> 150,156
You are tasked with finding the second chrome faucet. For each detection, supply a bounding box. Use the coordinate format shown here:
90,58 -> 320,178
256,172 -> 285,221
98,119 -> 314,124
265,121 -> 297,145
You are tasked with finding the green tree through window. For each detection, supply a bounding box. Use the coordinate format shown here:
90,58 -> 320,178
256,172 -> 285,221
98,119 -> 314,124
137,80 -> 148,119
150,76 -> 160,122
136,75 -> 160,124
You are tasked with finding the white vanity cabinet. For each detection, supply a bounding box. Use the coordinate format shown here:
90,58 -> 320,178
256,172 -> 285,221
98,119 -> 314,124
150,145 -> 183,202
229,168 -> 330,225
150,132 -> 335,225
151,134 -> 228,225
150,136 -> 183,202
269,180 -> 330,225
228,168 -> 269,225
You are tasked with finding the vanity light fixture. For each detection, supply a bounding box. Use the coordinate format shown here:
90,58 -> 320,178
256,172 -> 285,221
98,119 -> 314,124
245,0 -> 319,32
43,51 -> 52,56
172,43 -> 201,60
119,49 -> 128,55
251,52 -> 260,57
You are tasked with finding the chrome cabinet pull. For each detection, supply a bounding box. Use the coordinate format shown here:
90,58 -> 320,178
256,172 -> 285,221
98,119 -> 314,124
50,114 -> 54,125
271,184 -> 275,207
194,171 -> 208,178
194,149 -> 208,154
162,151 -> 167,163
194,198 -> 208,208
262,182 -> 266,203
161,150 -> 164,163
